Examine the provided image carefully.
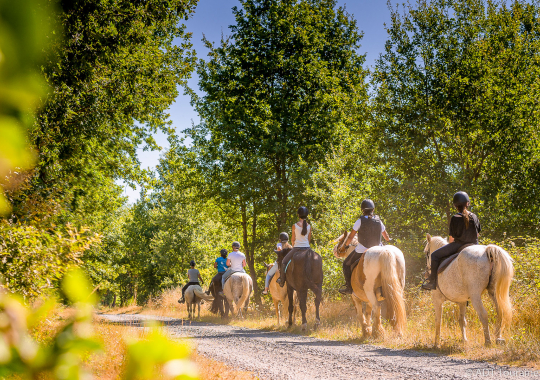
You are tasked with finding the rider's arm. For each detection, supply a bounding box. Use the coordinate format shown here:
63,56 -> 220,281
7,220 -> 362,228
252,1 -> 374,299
214,261 -> 218,268
449,236 -> 455,243
382,230 -> 390,241
308,229 -> 312,242
242,259 -> 247,267
226,258 -> 231,267
291,227 -> 296,246
345,230 -> 357,246
198,273 -> 203,282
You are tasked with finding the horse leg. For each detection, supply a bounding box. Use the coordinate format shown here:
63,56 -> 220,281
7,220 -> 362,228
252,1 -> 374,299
298,289 -> 308,331
287,285 -> 295,327
197,302 -> 200,319
433,292 -> 444,347
352,296 -> 368,337
314,286 -> 322,328
488,290 -> 504,345
274,298 -> 280,325
458,302 -> 468,343
470,293 -> 492,346
365,277 -> 383,338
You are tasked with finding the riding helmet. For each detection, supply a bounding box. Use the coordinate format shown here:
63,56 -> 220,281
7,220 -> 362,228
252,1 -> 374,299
452,191 -> 470,206
232,241 -> 241,249
279,232 -> 289,242
190,260 -> 196,267
220,249 -> 228,258
298,206 -> 309,219
361,199 -> 375,211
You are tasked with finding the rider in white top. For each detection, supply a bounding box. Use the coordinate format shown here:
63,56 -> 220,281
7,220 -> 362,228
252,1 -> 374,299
219,241 -> 246,296
263,232 -> 290,295
277,206 -> 311,287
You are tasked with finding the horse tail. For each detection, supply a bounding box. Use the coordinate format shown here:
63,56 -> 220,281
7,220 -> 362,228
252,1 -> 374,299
210,297 -> 221,314
303,249 -> 320,293
193,288 -> 214,301
486,244 -> 514,331
379,248 -> 407,335
236,274 -> 251,314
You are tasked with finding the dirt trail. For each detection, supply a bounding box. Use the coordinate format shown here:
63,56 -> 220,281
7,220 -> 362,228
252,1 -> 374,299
99,314 -> 538,380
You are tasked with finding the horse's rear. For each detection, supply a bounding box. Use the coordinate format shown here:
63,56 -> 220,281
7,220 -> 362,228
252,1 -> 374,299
437,244 -> 514,346
286,249 -> 323,330
223,272 -> 253,318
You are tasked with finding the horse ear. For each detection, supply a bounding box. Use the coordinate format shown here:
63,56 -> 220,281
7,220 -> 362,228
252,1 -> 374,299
426,233 -> 431,242
343,229 -> 348,239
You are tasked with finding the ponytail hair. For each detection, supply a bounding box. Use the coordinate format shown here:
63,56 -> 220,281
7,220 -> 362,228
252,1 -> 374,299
457,205 -> 470,229
301,219 -> 308,236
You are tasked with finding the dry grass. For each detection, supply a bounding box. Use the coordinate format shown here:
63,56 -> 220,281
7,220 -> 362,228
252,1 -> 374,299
90,319 -> 256,379
109,285 -> 540,370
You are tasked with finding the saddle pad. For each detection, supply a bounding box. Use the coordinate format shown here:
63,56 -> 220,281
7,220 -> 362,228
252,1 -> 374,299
437,243 -> 476,274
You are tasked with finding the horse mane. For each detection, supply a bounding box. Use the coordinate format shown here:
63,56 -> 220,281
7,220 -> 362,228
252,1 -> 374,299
424,235 -> 448,255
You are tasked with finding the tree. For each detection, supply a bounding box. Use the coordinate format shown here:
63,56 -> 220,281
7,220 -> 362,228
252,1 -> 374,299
372,0 -> 540,235
188,0 -> 369,296
10,0 -> 198,222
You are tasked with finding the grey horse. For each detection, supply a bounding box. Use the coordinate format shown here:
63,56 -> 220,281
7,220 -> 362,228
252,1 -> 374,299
185,285 -> 214,319
223,272 -> 253,318
425,234 -> 514,347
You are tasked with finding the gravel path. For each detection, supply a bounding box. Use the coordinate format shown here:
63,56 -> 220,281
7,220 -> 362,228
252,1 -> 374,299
99,314 -> 538,380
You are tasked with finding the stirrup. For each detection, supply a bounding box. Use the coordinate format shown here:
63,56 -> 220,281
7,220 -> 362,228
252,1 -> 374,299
339,284 -> 353,295
277,277 -> 285,287
421,280 -> 436,291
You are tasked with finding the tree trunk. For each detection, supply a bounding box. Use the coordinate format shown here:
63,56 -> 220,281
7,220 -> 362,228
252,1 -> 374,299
241,203 -> 261,304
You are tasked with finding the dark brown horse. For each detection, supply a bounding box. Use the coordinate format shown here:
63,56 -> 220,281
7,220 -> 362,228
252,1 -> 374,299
209,273 -> 230,319
277,247 -> 323,330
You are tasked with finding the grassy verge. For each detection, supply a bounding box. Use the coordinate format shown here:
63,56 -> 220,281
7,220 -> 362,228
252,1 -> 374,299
100,285 -> 540,370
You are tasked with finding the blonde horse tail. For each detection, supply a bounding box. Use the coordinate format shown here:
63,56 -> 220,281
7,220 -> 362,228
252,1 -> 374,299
193,287 -> 214,302
486,244 -> 514,331
237,274 -> 251,315
379,249 -> 407,335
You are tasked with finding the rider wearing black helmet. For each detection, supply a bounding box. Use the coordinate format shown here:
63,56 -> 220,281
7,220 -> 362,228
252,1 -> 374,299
277,206 -> 312,287
178,259 -> 203,304
339,199 -> 391,295
263,232 -> 292,295
421,191 -> 482,291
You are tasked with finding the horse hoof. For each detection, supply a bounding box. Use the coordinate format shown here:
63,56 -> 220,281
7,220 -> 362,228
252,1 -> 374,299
301,323 -> 307,331
496,338 -> 506,346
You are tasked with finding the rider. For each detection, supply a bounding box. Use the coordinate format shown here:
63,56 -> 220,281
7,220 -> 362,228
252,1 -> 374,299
339,199 -> 391,295
277,206 -> 312,287
218,241 -> 247,297
263,232 -> 291,295
178,260 -> 203,304
421,191 -> 481,291
209,249 -> 229,295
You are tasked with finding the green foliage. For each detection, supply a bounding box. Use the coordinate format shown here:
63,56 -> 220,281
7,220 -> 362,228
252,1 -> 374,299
0,0 -> 54,214
0,269 -> 198,379
0,222 -> 100,299
372,0 -> 540,235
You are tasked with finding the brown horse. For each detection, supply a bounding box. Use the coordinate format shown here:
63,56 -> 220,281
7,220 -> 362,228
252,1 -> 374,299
276,247 -> 323,331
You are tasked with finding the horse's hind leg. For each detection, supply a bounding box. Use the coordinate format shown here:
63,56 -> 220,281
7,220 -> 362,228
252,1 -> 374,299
458,302 -> 468,343
298,289 -> 308,331
365,277 -> 383,338
314,286 -> 322,328
274,298 -> 281,325
488,290 -> 504,344
197,303 -> 200,319
433,292 -> 444,347
470,293 -> 492,346
287,286 -> 295,327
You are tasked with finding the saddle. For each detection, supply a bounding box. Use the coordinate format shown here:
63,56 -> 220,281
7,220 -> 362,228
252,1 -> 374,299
437,243 -> 475,274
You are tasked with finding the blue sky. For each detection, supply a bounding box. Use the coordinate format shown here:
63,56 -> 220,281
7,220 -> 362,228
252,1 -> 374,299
120,0 -> 393,202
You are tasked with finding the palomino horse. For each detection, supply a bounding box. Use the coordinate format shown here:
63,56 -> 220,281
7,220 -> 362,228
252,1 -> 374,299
276,247 -> 323,331
334,232 -> 406,337
424,234 -> 514,346
185,285 -> 214,319
264,263 -> 298,325
223,272 -> 253,318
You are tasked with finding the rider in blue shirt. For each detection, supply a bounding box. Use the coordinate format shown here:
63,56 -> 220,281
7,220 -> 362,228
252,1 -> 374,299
210,249 -> 229,295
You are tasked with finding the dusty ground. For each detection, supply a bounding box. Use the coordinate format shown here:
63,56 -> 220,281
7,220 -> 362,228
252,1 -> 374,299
99,314 -> 539,380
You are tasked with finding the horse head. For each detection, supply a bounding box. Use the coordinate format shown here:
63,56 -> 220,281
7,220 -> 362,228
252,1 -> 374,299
424,233 -> 448,277
333,230 -> 357,259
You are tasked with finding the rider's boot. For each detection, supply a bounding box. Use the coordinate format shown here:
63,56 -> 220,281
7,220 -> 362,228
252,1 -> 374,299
277,276 -> 285,287
339,262 -> 353,295
421,272 -> 437,291
178,297 -> 185,304
262,287 -> 269,295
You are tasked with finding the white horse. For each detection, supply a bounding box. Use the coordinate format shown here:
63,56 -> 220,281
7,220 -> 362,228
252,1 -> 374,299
223,272 -> 253,318
264,263 -> 298,325
185,285 -> 214,319
334,232 -> 407,337
424,234 -> 514,346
